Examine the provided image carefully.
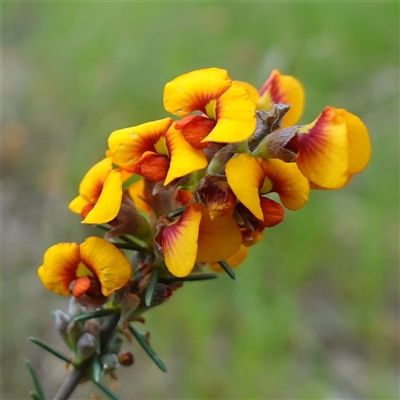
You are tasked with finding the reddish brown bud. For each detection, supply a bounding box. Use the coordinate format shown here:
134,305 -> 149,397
134,153 -> 170,182
118,351 -> 134,366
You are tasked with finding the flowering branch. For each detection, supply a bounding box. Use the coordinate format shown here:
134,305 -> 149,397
29,67 -> 371,399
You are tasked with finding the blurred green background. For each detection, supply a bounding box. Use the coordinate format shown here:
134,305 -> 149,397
2,2 -> 399,399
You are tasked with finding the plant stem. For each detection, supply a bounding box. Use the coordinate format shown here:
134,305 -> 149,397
52,313 -> 121,400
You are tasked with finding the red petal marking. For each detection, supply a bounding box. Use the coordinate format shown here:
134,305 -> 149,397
259,197 -> 284,227
175,115 -> 216,150
80,203 -> 95,219
134,153 -> 170,182
259,70 -> 280,99
72,276 -> 91,298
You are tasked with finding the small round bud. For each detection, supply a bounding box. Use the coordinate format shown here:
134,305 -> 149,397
77,333 -> 97,360
67,321 -> 83,347
118,351 -> 134,366
84,320 -> 100,338
101,353 -> 119,372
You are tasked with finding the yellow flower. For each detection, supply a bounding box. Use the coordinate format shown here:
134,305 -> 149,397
296,107 -> 371,189
164,68 -> 256,146
236,69 -> 305,128
225,153 -> 309,223
161,203 -> 242,277
108,118 -> 207,185
37,237 -> 132,298
68,157 -> 123,225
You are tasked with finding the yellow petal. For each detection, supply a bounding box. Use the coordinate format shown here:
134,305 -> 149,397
193,203 -> 242,263
82,170 -> 122,224
37,242 -> 81,296
225,153 -> 264,220
79,237 -> 132,297
209,245 -> 248,271
257,69 -> 305,127
232,80 -> 260,103
163,68 -> 232,117
68,195 -> 90,214
78,157 -> 113,203
164,123 -> 208,185
108,118 -> 173,167
258,158 -> 309,210
127,178 -> 151,213
162,205 -> 202,277
202,83 -> 256,143
338,109 -> 371,175
296,107 -> 349,188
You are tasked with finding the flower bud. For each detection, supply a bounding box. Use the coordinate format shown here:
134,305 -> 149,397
67,297 -> 83,318
76,333 -> 97,362
53,310 -> 71,342
101,353 -> 119,372
118,351 -> 134,366
252,126 -> 298,162
84,319 -> 100,338
67,321 -> 83,348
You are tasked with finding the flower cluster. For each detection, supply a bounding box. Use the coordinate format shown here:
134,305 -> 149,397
36,67 -> 371,382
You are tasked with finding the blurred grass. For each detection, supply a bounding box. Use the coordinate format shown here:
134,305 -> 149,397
2,2 -> 399,399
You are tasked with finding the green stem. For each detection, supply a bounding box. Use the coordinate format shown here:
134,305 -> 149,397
53,313 -> 121,400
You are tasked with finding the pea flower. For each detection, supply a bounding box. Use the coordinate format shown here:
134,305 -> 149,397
295,106 -> 371,189
158,203 -> 242,277
225,153 -> 310,223
108,118 -> 207,185
163,67 -> 256,148
68,157 -> 123,224
255,106 -> 371,189
38,237 -> 132,299
237,69 -> 305,128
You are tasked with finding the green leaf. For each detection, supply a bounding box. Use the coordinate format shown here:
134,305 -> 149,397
29,391 -> 41,400
92,379 -> 122,400
159,273 -> 218,283
145,269 -> 158,307
28,337 -> 71,364
25,360 -> 45,400
218,260 -> 236,280
113,242 -> 146,252
128,325 -> 167,372
92,356 -> 102,383
168,207 -> 186,220
73,308 -> 115,323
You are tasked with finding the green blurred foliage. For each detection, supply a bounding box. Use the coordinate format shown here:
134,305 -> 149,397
2,2 -> 398,399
